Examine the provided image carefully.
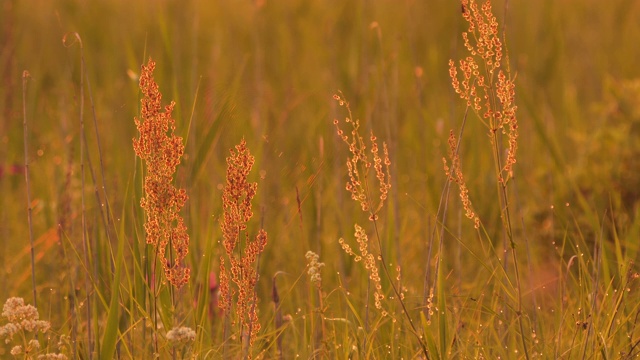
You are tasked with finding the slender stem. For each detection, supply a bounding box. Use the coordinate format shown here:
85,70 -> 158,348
357,144 -> 429,357
21,70 -> 37,309
487,83 -> 529,359
363,276 -> 370,352
432,106 -> 470,304
65,32 -> 94,360
84,40 -> 115,248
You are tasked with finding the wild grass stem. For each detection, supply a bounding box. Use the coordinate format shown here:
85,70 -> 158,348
21,70 -> 37,310
62,32 -> 94,360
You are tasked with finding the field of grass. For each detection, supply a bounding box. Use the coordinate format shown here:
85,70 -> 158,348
1,0 -> 640,358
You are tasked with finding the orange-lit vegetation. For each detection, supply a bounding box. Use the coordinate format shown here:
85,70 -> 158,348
2,0 -> 640,358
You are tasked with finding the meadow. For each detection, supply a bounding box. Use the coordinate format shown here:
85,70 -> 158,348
1,0 -> 640,358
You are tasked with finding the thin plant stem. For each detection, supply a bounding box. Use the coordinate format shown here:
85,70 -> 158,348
363,276 -> 370,353
63,32 -> 93,360
83,53 -> 116,252
21,70 -> 37,309
356,129 -> 429,358
272,274 -> 284,360
432,106 -> 470,305
581,212 -> 605,358
488,79 -> 529,360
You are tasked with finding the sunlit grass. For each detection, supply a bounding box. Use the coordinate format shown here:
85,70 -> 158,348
2,0 -> 640,358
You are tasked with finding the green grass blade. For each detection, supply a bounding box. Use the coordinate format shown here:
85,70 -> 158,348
438,262 -> 448,360
421,311 -> 440,360
100,216 -> 125,360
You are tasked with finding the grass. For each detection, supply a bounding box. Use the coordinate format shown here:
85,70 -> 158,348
2,0 -> 640,358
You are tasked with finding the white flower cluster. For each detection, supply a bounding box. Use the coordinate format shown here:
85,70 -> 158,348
166,326 -> 196,344
0,297 -> 50,343
1,298 -> 67,359
305,251 -> 325,287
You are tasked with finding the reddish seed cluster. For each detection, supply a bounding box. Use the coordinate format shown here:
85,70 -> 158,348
333,92 -> 392,220
443,131 -> 481,229
449,0 -> 519,185
496,71 -> 518,182
133,58 -> 190,288
332,92 -> 391,315
445,0 -> 519,228
218,139 -> 268,349
338,225 -> 386,316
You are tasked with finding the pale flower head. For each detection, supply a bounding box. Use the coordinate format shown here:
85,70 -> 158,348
305,251 -> 325,286
0,322 -> 19,343
2,297 -> 38,323
10,345 -> 22,355
37,354 -> 69,360
0,297 -> 51,346
29,339 -> 41,350
166,326 -> 196,344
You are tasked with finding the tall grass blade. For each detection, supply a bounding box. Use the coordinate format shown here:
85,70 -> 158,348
437,259 -> 448,359
100,221 -> 124,360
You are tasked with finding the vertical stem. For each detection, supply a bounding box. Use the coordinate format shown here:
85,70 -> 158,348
71,32 -> 94,359
222,312 -> 230,360
21,70 -> 37,309
272,274 -> 284,360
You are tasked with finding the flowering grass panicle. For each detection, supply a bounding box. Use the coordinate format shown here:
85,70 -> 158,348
450,0 -> 519,184
332,92 -> 391,220
133,57 -> 190,288
219,139 -> 268,350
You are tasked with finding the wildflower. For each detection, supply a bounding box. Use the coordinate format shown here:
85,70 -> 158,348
1,298 -> 68,359
0,297 -> 51,344
305,251 -> 325,287
29,339 -> 41,350
133,58 -> 190,288
166,326 -> 196,344
11,345 -> 22,355
0,323 -> 19,343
